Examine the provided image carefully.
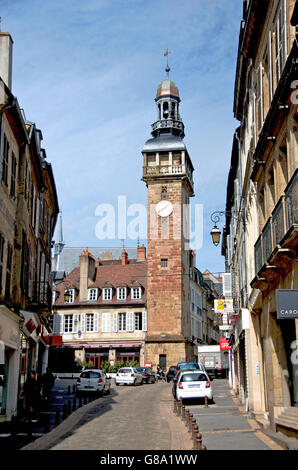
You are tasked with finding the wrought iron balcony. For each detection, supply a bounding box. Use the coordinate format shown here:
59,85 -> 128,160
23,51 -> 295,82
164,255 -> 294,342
29,281 -> 52,313
252,169 -> 297,290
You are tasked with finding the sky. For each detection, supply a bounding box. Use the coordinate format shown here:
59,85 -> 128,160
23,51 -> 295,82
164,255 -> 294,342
1,0 -> 243,274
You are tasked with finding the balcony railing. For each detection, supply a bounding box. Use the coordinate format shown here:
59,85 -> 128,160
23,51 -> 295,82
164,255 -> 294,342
254,169 -> 298,277
143,164 -> 194,187
30,281 -> 52,310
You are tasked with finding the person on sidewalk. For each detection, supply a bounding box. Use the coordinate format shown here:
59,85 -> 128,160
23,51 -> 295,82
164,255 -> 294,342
19,370 -> 42,421
41,367 -> 55,404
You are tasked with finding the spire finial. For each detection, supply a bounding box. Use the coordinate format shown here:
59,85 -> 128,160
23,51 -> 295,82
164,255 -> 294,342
164,48 -> 171,78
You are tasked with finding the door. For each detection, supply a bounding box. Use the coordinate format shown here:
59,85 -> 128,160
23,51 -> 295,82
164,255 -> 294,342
159,354 -> 167,371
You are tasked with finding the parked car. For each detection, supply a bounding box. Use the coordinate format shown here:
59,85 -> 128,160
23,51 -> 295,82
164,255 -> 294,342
136,367 -> 156,384
76,369 -> 111,396
173,370 -> 213,403
175,362 -> 206,375
166,366 -> 177,383
172,366 -> 211,399
115,367 -> 143,386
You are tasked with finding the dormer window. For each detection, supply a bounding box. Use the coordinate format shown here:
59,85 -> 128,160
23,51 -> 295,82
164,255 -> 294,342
64,288 -> 75,303
117,287 -> 127,301
131,287 -> 141,300
88,288 -> 98,301
103,288 -> 112,301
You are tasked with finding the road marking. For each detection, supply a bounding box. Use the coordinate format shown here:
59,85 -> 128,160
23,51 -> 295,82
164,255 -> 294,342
203,428 -> 259,434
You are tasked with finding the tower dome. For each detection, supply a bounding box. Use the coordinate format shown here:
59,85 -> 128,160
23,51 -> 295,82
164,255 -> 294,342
156,78 -> 180,100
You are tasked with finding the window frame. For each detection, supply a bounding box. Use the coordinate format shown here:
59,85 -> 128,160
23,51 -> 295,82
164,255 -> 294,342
88,288 -> 98,301
131,287 -> 141,300
103,287 -> 112,301
117,287 -> 127,301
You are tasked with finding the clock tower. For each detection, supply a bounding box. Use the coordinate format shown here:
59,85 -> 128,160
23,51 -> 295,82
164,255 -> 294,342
142,65 -> 195,368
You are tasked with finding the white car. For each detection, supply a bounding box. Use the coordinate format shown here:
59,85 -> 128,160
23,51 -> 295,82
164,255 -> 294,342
76,369 -> 111,396
174,370 -> 213,403
115,367 -> 143,386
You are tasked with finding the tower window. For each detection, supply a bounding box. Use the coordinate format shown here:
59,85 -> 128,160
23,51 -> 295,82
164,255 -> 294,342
161,187 -> 167,200
161,258 -> 168,268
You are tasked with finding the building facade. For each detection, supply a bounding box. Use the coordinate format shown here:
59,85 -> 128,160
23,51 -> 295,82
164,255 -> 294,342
0,31 -> 59,423
223,0 -> 298,435
51,246 -> 148,369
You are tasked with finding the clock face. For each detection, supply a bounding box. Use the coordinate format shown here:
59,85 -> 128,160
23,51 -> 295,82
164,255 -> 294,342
155,200 -> 173,217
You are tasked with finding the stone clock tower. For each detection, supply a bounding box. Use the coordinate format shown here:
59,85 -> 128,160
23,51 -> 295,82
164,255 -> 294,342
142,66 -> 195,368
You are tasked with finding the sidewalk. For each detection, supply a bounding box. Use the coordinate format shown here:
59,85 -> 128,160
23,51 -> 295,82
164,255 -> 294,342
183,379 -> 290,450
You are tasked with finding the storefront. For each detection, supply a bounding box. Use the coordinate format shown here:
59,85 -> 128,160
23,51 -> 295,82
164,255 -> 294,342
67,342 -> 143,368
0,306 -> 22,421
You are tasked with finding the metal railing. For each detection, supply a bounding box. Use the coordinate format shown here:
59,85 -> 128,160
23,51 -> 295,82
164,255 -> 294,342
30,281 -> 52,308
254,169 -> 298,275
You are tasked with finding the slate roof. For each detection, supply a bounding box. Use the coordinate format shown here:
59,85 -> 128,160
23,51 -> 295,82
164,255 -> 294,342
53,246 -> 139,275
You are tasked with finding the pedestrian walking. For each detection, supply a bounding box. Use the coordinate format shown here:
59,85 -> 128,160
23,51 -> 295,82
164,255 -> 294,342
19,370 -> 42,421
41,367 -> 55,403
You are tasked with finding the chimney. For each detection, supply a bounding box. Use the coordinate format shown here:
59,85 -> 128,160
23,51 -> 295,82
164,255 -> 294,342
0,33 -> 13,90
121,249 -> 128,265
137,244 -> 146,260
79,248 -> 95,301
95,258 -> 102,267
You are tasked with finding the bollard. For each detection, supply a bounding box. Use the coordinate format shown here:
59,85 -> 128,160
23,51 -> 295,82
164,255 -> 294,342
79,397 -> 82,408
84,395 -> 87,405
72,384 -> 76,394
55,408 -> 60,424
67,400 -> 72,415
191,417 -> 196,438
173,399 -> 177,415
10,415 -> 17,438
44,414 -> 50,433
192,423 -> 199,449
204,395 -> 209,408
63,404 -> 67,419
67,385 -> 71,395
188,412 -> 193,433
72,397 -> 76,411
182,403 -> 186,421
196,432 -> 202,450
185,408 -> 189,424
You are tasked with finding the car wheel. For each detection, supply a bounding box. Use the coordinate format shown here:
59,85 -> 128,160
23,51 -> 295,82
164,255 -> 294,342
116,382 -> 119,386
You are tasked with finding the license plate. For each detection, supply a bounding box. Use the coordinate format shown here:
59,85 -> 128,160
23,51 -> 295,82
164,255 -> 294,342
84,386 -> 93,389
188,384 -> 200,388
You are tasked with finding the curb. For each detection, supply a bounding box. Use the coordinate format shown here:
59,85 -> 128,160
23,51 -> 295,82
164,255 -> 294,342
20,396 -> 106,450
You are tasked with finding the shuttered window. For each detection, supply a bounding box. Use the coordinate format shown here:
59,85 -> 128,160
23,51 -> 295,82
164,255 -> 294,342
102,312 -> 111,333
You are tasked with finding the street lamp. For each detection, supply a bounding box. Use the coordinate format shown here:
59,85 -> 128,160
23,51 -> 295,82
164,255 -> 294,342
210,225 -> 221,246
210,211 -> 226,247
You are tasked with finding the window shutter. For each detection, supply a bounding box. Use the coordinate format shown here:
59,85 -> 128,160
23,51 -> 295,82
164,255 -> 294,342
52,314 -> 62,334
127,312 -> 134,332
223,273 -> 232,298
142,311 -> 147,332
81,314 -> 85,333
102,313 -> 106,332
113,312 -> 118,332
94,313 -> 98,333
73,314 -> 79,333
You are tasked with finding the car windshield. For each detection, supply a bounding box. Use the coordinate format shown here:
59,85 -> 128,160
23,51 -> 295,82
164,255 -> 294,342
143,368 -> 151,373
179,364 -> 200,370
118,368 -> 132,373
180,373 -> 208,382
81,371 -> 101,379
136,367 -> 143,372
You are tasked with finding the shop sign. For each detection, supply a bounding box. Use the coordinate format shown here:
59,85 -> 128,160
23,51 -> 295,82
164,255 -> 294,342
214,299 -> 233,313
276,290 -> 298,319
145,362 -> 152,369
219,325 -> 233,330
220,338 -> 230,351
